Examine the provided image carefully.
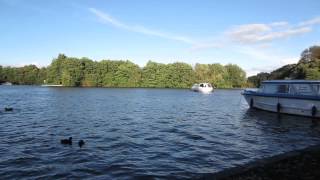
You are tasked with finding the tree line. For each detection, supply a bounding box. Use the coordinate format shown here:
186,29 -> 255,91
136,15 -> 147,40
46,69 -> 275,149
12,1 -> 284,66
0,54 -> 247,88
248,46 -> 320,87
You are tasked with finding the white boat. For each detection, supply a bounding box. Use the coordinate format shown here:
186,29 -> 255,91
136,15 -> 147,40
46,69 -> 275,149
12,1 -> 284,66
1,82 -> 12,85
41,84 -> 63,87
242,80 -> 320,117
191,83 -> 213,93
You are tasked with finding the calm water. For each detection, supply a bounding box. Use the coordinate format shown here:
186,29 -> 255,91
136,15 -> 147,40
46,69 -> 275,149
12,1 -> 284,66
0,86 -> 320,179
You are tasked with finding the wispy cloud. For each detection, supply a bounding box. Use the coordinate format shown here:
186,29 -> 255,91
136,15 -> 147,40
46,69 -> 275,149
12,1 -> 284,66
269,21 -> 289,27
190,17 -> 318,50
89,7 -> 224,50
88,8 -> 318,76
89,7 -> 319,52
298,16 -> 320,26
89,8 -> 127,29
227,16 -> 320,46
226,23 -> 312,44
220,17 -> 318,75
89,8 -> 194,44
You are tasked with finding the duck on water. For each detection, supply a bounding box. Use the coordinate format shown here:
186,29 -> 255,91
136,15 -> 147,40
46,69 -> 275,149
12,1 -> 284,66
4,107 -> 13,111
78,140 -> 85,148
61,137 -> 72,145
242,80 -> 320,117
60,137 -> 85,148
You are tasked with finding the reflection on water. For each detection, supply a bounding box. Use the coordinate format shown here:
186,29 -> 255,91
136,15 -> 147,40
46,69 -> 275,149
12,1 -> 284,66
0,86 -> 319,179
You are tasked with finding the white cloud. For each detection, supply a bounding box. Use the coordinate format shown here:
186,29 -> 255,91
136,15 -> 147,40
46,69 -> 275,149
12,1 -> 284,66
89,8 -> 319,53
89,8 -> 194,44
88,8 -> 318,77
228,24 -> 272,36
224,16 -> 320,45
89,8 -> 127,29
90,7 -> 227,52
270,21 -> 289,27
227,24 -> 311,44
262,27 -> 311,40
299,16 -> 320,26
190,17 -> 318,50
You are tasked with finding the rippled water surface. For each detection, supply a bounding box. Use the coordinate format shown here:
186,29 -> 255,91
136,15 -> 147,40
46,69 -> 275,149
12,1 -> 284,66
1,86 -> 320,179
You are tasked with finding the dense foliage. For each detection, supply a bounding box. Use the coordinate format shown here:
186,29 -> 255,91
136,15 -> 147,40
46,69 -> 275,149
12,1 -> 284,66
0,65 -> 47,85
248,46 -> 320,87
0,54 -> 247,88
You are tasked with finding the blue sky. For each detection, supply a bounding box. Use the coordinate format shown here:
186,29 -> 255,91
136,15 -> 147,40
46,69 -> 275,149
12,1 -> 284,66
0,0 -> 319,76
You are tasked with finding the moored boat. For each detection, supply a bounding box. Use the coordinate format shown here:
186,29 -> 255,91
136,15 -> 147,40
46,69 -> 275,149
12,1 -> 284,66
191,83 -> 214,93
242,80 -> 320,117
41,84 -> 63,87
1,82 -> 12,85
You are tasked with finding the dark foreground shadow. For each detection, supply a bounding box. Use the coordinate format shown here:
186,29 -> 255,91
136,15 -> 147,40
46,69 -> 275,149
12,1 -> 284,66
197,144 -> 320,180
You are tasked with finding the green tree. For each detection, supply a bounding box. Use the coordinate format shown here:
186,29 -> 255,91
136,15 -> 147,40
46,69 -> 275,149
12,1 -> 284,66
60,58 -> 84,86
141,61 -> 168,87
81,59 -> 99,86
208,63 -> 228,88
47,53 -> 66,84
114,61 -> 141,87
225,64 -> 246,88
306,69 -> 320,80
1,53 -> 249,88
165,62 -> 194,88
194,63 -> 210,82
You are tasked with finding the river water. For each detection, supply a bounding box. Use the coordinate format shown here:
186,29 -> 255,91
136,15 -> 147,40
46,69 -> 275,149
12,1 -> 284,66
0,86 -> 320,179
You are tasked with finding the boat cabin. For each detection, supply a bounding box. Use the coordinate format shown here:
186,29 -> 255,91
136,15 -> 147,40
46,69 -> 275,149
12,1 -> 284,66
259,80 -> 320,96
199,83 -> 212,88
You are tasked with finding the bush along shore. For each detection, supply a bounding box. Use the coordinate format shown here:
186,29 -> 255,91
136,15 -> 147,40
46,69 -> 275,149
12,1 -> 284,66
200,144 -> 320,180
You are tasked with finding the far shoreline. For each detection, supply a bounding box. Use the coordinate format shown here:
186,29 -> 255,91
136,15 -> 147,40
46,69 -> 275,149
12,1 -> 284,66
1,84 -> 247,90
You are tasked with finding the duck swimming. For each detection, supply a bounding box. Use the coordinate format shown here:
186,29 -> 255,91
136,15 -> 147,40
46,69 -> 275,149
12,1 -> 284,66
60,137 -> 72,145
4,107 -> 13,111
78,140 -> 85,148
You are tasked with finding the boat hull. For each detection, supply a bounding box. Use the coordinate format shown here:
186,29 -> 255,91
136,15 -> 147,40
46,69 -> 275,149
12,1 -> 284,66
243,93 -> 320,118
191,87 -> 213,93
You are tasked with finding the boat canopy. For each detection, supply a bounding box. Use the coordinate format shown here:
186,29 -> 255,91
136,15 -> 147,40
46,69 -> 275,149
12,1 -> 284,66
262,80 -> 320,84
259,80 -> 320,96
